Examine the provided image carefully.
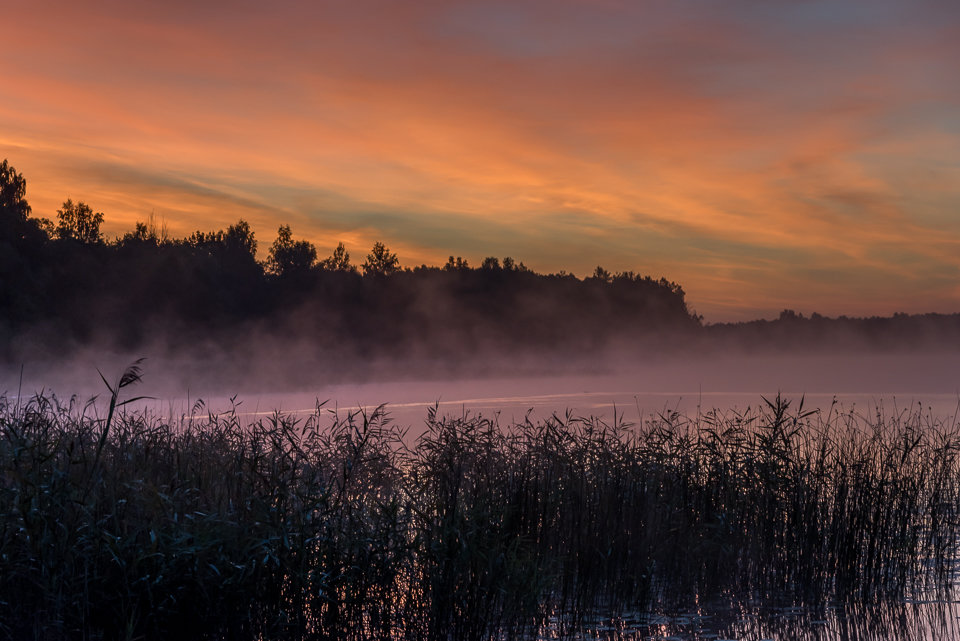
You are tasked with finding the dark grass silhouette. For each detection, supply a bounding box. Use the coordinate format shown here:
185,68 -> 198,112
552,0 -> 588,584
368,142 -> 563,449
2,366 -> 959,640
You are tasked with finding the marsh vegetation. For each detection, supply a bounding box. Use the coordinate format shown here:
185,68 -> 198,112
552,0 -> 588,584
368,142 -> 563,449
3,364 -> 960,640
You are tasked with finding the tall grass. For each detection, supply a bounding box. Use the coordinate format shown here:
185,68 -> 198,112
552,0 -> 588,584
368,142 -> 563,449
2,377 -> 959,640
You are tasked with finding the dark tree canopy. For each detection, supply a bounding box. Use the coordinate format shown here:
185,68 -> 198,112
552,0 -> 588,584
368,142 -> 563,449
224,220 -> 257,258
267,225 -> 317,276
481,256 -> 500,270
444,256 -> 469,271
362,241 -> 400,276
119,214 -> 167,246
0,159 -> 31,223
0,159 -> 47,249
591,266 -> 612,282
185,219 -> 256,258
56,199 -> 104,244
321,242 -> 354,272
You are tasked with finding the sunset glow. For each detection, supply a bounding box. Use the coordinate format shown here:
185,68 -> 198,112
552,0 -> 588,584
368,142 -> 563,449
4,0 -> 959,320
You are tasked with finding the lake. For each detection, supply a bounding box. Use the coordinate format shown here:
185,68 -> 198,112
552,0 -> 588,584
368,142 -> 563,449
87,350 -> 959,437
5,349 -> 960,640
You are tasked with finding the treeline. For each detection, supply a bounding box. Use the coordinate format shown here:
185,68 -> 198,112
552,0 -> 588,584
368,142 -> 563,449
706,308 -> 960,352
0,160 -> 697,365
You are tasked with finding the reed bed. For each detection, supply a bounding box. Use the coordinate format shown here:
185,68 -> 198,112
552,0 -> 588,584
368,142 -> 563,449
2,372 -> 960,640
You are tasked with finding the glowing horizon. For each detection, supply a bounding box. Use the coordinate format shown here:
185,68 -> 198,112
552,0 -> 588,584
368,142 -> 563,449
3,1 -> 959,322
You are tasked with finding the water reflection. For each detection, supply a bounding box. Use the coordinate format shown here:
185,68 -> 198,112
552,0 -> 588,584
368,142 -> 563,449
11,351 -> 960,434
152,385 -> 960,442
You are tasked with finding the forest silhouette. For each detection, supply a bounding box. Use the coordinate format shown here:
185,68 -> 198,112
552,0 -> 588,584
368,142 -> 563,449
2,158 -> 959,378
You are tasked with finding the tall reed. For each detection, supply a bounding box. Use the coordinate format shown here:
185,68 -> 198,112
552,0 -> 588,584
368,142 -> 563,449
1,383 -> 959,640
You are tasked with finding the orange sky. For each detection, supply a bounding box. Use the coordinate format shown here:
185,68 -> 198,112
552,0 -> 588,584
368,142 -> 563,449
3,0 -> 959,321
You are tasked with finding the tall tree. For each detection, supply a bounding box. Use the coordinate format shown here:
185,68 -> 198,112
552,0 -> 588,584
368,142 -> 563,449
362,241 -> 400,276
224,219 -> 257,258
444,256 -> 469,271
0,159 -> 31,223
320,242 -> 354,272
591,266 -> 612,282
57,199 -> 104,243
266,225 -> 316,276
0,159 -> 47,247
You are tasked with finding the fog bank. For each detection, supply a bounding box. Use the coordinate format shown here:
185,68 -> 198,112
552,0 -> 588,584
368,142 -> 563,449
6,343 -> 959,433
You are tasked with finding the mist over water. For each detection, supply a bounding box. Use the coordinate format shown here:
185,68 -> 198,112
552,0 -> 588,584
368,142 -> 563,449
7,347 -> 960,434
6,341 -> 960,641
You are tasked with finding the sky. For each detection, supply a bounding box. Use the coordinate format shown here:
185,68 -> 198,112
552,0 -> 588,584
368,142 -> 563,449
2,0 -> 959,322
